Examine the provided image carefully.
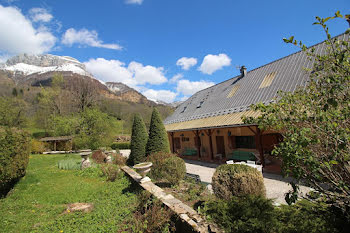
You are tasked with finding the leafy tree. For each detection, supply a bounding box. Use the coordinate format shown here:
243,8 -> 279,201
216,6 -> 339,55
74,108 -> 117,150
145,108 -> 170,155
243,12 -> 350,214
12,88 -> 17,97
128,114 -> 148,165
0,97 -> 27,128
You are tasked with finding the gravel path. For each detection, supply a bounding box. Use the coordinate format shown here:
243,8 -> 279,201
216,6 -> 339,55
184,160 -> 311,205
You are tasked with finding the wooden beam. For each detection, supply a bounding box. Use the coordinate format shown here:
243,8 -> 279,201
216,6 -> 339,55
194,130 -> 201,158
204,129 -> 214,160
54,141 -> 57,151
247,125 -> 257,135
170,132 -> 175,153
256,126 -> 265,167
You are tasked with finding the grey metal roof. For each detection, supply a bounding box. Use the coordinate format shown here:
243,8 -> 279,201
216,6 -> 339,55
164,33 -> 348,125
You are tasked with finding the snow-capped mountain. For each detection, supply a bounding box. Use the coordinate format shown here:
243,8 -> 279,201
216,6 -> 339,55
0,54 -> 92,77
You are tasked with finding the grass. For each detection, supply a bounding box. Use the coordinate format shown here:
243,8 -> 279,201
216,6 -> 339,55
0,153 -> 139,233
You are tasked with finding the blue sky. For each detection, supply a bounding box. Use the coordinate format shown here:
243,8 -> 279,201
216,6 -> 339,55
0,0 -> 349,102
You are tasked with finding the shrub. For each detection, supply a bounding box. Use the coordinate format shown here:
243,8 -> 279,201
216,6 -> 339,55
112,153 -> 127,166
91,150 -> 107,164
145,108 -> 170,155
111,142 -> 130,150
204,195 -> 277,233
57,159 -> 81,170
101,164 -> 120,182
147,152 -> 174,181
163,156 -> 186,186
30,139 -> 46,154
276,200 -> 347,233
212,164 -> 265,200
130,191 -> 175,233
128,114 -> 148,165
0,128 -> 30,197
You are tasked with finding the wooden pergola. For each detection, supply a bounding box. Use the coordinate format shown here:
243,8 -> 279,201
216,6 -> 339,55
39,136 -> 73,151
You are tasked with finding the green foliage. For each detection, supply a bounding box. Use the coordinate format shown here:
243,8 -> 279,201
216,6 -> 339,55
129,191 -> 175,233
276,200 -> 345,233
204,195 -> 277,233
0,153 -> 139,232
212,164 -> 265,200
101,164 -> 121,182
111,142 -> 131,150
147,152 -> 174,181
0,128 -> 30,196
162,156 -> 186,186
30,139 -> 46,154
128,113 -> 148,165
74,108 -> 118,150
57,159 -> 81,170
243,13 -> 350,212
48,114 -> 79,136
0,97 -> 27,128
146,108 -> 170,155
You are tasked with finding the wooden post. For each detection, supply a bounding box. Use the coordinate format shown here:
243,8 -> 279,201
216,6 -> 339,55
170,132 -> 175,153
193,130 -> 201,158
256,126 -> 265,167
54,140 -> 57,151
205,129 -> 214,160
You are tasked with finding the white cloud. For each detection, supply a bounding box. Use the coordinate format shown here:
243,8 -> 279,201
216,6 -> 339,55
125,0 -> 143,4
198,53 -> 231,75
169,73 -> 183,83
176,79 -> 215,96
176,57 -> 197,70
62,28 -> 122,50
84,58 -> 167,87
84,58 -> 136,87
128,61 -> 167,85
0,5 -> 56,54
29,8 -> 53,23
142,89 -> 177,103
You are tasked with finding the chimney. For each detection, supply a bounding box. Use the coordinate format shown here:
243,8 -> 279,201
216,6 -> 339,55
240,65 -> 247,78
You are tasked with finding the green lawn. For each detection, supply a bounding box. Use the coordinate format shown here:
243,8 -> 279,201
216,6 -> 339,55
0,154 -> 139,233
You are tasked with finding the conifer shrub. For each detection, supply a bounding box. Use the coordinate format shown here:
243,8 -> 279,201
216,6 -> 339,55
128,114 -> 148,165
212,164 -> 265,200
0,128 -> 30,196
163,156 -> 186,186
145,108 -> 170,155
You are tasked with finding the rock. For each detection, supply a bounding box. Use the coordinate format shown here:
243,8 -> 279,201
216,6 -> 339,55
66,203 -> 93,213
106,156 -> 112,164
81,158 -> 91,169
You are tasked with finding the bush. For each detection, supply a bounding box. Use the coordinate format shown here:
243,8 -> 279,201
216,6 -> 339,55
57,159 -> 81,170
276,200 -> 347,233
0,128 -> 30,196
204,195 -> 277,233
101,164 -> 120,182
30,139 -> 46,154
212,164 -> 265,200
111,142 -> 130,150
147,152 -> 174,181
145,108 -> 170,155
112,153 -> 127,166
128,113 -> 148,165
91,150 -> 107,164
163,156 -> 186,186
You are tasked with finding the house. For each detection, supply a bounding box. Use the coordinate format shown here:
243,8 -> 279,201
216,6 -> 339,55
164,33 -> 348,173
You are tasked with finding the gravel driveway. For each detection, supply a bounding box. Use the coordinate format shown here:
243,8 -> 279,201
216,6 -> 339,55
184,160 -> 311,205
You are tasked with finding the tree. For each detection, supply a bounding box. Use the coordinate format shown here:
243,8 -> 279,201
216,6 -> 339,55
146,108 -> 170,155
128,114 -> 148,165
68,77 -> 99,112
243,12 -> 350,215
0,97 -> 27,128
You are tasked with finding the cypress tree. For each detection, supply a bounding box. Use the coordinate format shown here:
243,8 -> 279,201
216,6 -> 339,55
146,108 -> 170,155
128,114 -> 148,165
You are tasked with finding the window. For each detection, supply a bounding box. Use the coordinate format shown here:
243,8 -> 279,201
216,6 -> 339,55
197,101 -> 204,108
180,106 -> 187,113
227,85 -> 240,98
181,137 -> 190,142
235,136 -> 256,149
259,71 -> 277,88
